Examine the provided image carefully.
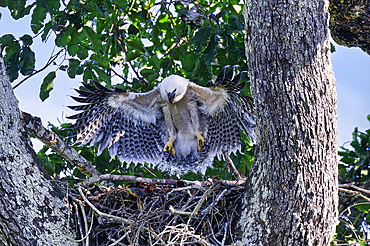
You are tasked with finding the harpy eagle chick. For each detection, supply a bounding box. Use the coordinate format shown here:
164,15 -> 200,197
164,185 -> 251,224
67,66 -> 255,175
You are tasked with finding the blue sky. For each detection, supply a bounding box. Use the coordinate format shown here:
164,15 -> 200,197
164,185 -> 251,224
1,9 -> 369,151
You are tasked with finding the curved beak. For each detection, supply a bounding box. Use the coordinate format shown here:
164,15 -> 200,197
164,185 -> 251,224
167,91 -> 176,104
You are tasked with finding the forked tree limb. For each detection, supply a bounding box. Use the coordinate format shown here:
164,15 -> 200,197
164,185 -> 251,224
22,112 -> 103,180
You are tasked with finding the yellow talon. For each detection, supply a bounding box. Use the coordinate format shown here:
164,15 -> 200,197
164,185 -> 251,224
163,138 -> 176,156
196,133 -> 205,152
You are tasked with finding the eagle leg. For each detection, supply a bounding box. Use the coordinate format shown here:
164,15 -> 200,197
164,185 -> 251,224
163,138 -> 176,156
196,133 -> 205,152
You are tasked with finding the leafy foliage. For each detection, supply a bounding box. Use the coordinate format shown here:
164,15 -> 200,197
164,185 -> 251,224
1,0 -> 253,180
339,125 -> 370,183
1,0 -> 248,96
335,115 -> 370,244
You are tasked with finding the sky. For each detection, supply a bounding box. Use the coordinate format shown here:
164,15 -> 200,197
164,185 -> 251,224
1,8 -> 370,152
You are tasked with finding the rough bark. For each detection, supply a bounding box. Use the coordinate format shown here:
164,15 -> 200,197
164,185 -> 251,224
0,57 -> 77,244
329,0 -> 370,55
241,0 -> 338,245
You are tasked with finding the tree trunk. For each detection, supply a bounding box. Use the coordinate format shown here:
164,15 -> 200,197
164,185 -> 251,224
241,0 -> 338,245
0,57 -> 77,245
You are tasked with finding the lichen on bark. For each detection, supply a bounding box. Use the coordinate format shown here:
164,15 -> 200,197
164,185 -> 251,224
241,0 -> 338,245
0,57 -> 77,245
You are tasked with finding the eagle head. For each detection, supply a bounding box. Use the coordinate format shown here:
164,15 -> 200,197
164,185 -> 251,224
159,75 -> 189,104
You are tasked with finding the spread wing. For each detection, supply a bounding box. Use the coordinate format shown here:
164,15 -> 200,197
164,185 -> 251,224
190,66 -> 255,159
67,80 -> 166,165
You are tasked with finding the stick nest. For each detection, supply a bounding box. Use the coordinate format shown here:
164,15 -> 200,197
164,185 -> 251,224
68,179 -> 245,246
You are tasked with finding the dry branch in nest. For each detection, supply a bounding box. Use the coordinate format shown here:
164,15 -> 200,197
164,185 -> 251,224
68,179 -> 245,246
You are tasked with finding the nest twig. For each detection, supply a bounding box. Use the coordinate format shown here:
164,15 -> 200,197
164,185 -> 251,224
68,179 -> 245,246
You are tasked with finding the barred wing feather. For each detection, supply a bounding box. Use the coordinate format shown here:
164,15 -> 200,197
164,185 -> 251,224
192,67 -> 255,160
67,80 -> 165,165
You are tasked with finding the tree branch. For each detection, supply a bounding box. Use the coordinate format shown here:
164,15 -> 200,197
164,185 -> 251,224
76,185 -> 165,244
110,65 -> 130,84
13,48 -> 64,89
21,112 -> 103,182
80,173 -> 246,188
338,187 -> 370,203
222,148 -> 242,181
81,173 -> 202,187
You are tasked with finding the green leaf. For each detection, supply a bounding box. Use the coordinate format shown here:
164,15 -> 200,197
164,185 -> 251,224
182,53 -> 199,72
125,51 -> 142,61
39,71 -> 56,101
354,158 -> 365,167
92,66 -> 110,84
140,68 -> 156,75
90,53 -> 109,68
366,213 -> 370,224
19,46 -> 35,75
83,67 -> 97,82
330,43 -> 336,53
55,26 -> 72,47
84,26 -> 103,52
6,49 -> 21,82
204,34 -> 216,66
125,37 -> 145,54
229,3 -> 242,16
215,10 -> 227,19
77,45 -> 88,59
148,55 -> 160,70
67,29 -> 80,56
112,0 -> 128,8
45,0 -> 61,13
20,34 -> 33,46
59,65 -> 68,71
147,72 -> 159,82
31,4 -> 46,34
67,59 -> 80,78
128,24 -> 139,35
41,22 -> 52,41
192,26 -> 211,52
9,1 -> 26,19
3,39 -> 20,66
228,15 -> 243,31
354,203 -> 370,213
0,34 -> 15,46
367,114 -> 370,122
338,163 -> 348,178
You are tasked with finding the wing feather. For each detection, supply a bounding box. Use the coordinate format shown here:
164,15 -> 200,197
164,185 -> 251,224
215,65 -> 230,85
74,89 -> 100,99
67,80 -> 165,165
81,82 -> 101,93
67,104 -> 91,111
192,66 -> 255,162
